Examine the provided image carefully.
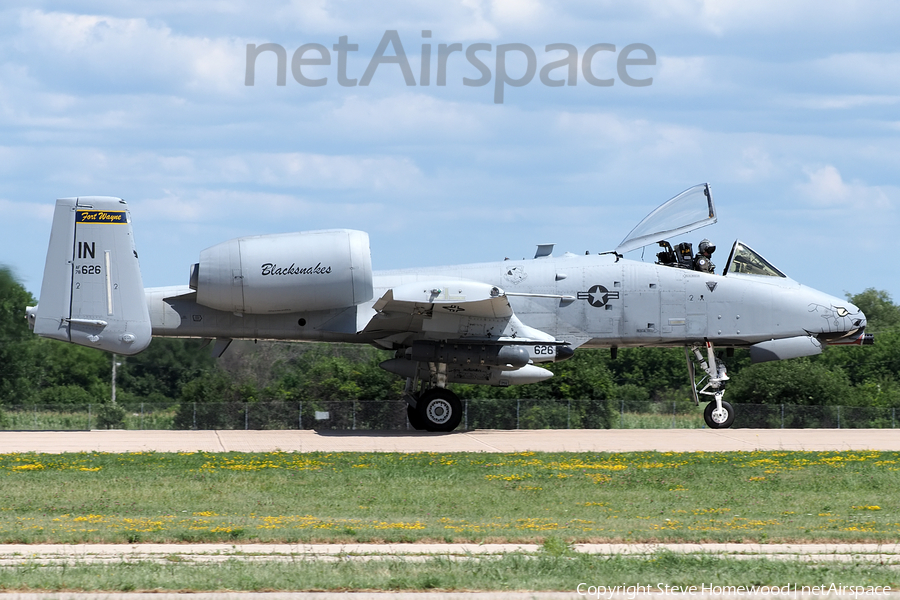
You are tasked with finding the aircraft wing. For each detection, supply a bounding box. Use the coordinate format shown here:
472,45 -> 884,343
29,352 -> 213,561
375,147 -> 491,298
361,279 -> 557,345
373,280 -> 513,318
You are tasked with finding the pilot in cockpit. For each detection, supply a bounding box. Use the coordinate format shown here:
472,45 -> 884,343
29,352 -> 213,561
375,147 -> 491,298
694,239 -> 716,273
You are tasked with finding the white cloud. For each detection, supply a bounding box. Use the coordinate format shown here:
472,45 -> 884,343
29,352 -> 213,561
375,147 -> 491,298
273,0 -> 503,39
630,0 -> 900,37
731,147 -> 775,183
138,188 -> 383,223
14,10 -> 245,95
0,197 -> 54,221
553,111 -> 709,167
780,94 -> 900,111
0,140 -> 425,192
652,55 -> 718,95
327,93 -> 489,141
808,53 -> 900,92
489,0 -> 546,28
247,152 -> 423,190
796,165 -> 895,211
555,111 -> 640,146
456,0 -> 500,38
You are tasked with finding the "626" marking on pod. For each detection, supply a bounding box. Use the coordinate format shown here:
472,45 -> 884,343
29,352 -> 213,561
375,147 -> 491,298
533,345 -> 556,356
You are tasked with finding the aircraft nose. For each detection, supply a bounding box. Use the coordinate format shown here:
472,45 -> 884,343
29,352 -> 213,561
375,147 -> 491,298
842,300 -> 875,345
806,291 -> 868,343
848,301 -> 867,330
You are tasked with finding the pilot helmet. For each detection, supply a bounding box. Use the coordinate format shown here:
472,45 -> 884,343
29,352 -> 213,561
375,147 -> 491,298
699,239 -> 716,255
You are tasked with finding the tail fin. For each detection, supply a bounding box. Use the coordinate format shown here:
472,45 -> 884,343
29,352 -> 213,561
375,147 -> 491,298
28,197 -> 151,355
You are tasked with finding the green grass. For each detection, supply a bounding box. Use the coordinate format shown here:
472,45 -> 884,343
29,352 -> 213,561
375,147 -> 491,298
0,407 -> 176,430
0,449 -> 898,591
0,552 -> 897,592
0,450 -> 897,544
0,406 -> 699,431
617,410 -> 705,428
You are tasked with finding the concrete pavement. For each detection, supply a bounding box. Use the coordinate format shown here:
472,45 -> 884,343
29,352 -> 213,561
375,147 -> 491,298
1,542 -> 899,564
0,429 -> 898,454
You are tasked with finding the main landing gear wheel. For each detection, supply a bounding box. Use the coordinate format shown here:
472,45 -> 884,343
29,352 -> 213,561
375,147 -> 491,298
406,405 -> 426,430
416,388 -> 463,432
704,400 -> 735,429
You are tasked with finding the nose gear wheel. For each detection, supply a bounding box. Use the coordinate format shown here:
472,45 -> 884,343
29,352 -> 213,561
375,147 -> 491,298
704,399 -> 735,429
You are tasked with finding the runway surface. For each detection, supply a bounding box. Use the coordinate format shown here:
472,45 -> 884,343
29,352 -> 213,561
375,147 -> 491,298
2,542 -> 899,565
0,595 -> 897,600
1,594 -> 897,600
0,595 -> 579,600
0,428 -> 898,454
0,595 -> 582,600
1,542 -> 898,600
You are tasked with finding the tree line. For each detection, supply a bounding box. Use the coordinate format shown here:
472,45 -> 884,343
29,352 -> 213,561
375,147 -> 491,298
3,266 -> 899,420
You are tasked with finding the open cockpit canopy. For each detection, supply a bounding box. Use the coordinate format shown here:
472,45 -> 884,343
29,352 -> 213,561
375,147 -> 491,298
615,183 -> 716,255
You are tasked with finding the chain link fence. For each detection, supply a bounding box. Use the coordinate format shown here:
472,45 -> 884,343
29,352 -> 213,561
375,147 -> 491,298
0,400 -> 897,431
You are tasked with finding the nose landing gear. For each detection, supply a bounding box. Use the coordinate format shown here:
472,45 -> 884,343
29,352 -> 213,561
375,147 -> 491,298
686,342 -> 735,429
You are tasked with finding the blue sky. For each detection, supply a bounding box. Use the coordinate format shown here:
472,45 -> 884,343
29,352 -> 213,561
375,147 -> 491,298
2,1 -> 899,304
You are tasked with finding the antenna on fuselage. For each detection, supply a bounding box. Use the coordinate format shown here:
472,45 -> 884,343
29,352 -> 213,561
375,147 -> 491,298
534,243 -> 555,259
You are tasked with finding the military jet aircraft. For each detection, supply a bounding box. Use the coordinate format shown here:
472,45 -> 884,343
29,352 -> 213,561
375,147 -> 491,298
26,184 -> 872,431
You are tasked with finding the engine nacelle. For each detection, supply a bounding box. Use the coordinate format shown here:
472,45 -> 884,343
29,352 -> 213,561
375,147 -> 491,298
190,229 -> 373,314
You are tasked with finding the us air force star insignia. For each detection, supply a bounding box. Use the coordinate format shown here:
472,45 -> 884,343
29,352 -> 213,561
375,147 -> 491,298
577,284 -> 620,308
442,305 -> 465,312
706,282 -> 718,292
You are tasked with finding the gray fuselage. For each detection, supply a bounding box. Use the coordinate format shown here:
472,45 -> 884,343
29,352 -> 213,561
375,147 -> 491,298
146,251 -> 861,351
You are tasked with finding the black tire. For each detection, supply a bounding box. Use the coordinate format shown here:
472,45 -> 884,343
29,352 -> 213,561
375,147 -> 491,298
704,400 -> 735,429
416,388 -> 463,432
407,405 -> 426,430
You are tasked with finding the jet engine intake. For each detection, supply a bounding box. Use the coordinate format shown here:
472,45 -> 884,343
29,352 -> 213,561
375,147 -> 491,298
190,229 -> 373,314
